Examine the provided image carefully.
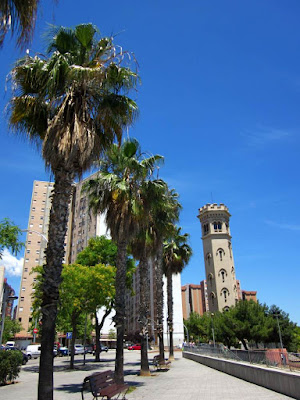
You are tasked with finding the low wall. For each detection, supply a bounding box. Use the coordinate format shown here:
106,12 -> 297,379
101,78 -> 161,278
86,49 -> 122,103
183,351 -> 300,399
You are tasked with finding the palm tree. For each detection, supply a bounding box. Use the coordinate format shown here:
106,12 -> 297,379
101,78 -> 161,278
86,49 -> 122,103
84,139 -> 163,383
9,24 -> 138,400
0,0 -> 40,48
130,179 -> 171,375
163,226 -> 192,360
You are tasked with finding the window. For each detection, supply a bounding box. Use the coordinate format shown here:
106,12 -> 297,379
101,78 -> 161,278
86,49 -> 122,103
219,268 -> 227,283
35,259 -> 39,263
41,208 -> 45,212
207,273 -> 214,286
21,297 -> 24,301
22,287 -> 25,291
39,224 -> 43,228
32,207 -> 35,211
29,224 -> 33,228
205,253 -> 211,265
19,307 -> 23,312
223,306 -> 230,312
29,317 -> 32,322
214,221 -> 222,231
203,223 -> 209,235
221,288 -> 229,302
28,241 -> 31,245
26,249 -> 30,254
25,259 -> 29,263
24,268 -> 28,272
36,250 -> 40,254
210,292 -> 216,306
216,248 -> 225,261
18,317 -> 22,322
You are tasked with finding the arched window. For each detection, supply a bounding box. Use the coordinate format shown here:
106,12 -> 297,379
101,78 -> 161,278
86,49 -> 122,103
231,266 -> 235,275
214,221 -> 222,231
207,272 -> 214,286
218,268 -> 227,283
210,292 -> 216,306
203,223 -> 209,235
216,248 -> 225,261
220,288 -> 229,302
205,252 -> 212,265
228,242 -> 232,258
223,306 -> 230,312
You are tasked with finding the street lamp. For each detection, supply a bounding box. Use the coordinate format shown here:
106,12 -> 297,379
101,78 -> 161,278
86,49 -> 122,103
211,313 -> 216,348
274,314 -> 284,350
0,293 -> 18,345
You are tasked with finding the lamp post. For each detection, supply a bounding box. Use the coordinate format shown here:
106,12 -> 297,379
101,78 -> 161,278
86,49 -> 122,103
275,314 -> 284,350
211,313 -> 216,348
0,290 -> 18,345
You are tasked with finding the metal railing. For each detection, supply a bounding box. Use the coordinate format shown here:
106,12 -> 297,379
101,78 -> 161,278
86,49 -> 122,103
183,344 -> 300,372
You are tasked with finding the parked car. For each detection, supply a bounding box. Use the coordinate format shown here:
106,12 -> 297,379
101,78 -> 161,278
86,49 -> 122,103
84,344 -> 94,354
127,344 -> 141,350
2,346 -> 28,365
58,346 -> 69,356
26,344 -> 41,359
74,344 -> 85,354
92,344 -> 109,355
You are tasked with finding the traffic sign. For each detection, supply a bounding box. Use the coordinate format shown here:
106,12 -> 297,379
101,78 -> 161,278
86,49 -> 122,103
66,332 -> 72,339
33,328 -> 38,334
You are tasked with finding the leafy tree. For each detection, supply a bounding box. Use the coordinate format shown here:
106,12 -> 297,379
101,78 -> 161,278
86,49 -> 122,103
108,329 -> 116,340
163,227 -> 192,359
0,218 -> 23,259
84,139 -> 162,383
9,23 -> 138,400
0,0 -> 40,48
76,235 -> 135,362
2,317 -> 22,343
267,305 -> 297,352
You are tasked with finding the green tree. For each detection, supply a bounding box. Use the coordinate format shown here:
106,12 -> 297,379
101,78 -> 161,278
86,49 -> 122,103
2,317 -> 22,343
84,139 -> 162,383
76,235 -> 135,362
163,226 -> 192,359
9,23 -> 138,400
0,218 -> 23,259
267,305 -> 297,352
0,0 -> 40,48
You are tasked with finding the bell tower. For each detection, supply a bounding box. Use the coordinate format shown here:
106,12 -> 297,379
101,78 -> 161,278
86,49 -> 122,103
197,203 -> 238,312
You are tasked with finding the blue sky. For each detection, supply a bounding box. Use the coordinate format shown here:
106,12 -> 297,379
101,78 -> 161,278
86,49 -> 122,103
1,0 -> 300,325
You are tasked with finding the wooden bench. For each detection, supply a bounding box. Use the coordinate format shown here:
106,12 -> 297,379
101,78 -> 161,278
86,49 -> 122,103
153,355 -> 171,371
81,370 -> 129,400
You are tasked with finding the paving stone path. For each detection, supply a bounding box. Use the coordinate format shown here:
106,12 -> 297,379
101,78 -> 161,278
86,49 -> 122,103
0,350 -> 294,399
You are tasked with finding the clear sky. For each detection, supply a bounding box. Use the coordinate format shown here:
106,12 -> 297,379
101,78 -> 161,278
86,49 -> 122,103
1,0 -> 300,325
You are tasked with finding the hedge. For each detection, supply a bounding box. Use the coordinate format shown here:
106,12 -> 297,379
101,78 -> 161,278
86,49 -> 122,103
0,350 -> 23,384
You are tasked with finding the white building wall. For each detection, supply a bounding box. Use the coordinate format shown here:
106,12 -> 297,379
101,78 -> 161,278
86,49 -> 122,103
163,273 -> 184,347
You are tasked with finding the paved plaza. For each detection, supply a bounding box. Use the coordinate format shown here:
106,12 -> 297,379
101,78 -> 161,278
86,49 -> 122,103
0,350 -> 295,400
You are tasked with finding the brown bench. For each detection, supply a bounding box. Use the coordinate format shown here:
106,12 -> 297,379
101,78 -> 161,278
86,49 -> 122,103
153,355 -> 171,371
81,370 -> 129,400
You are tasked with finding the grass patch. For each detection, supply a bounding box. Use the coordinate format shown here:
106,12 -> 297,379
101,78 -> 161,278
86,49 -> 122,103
127,386 -> 137,394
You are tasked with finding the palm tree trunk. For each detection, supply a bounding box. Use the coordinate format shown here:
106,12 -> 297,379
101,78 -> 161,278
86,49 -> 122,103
139,251 -> 150,376
155,242 -> 165,362
166,269 -> 174,360
38,168 -> 74,400
114,237 -> 128,384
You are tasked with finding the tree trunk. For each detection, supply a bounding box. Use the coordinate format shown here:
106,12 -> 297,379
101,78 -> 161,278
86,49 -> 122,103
167,269 -> 174,360
95,312 -> 101,362
114,238 -> 128,384
95,308 -> 111,362
155,242 -> 165,362
139,252 -> 150,376
38,168 -> 74,400
70,312 -> 78,369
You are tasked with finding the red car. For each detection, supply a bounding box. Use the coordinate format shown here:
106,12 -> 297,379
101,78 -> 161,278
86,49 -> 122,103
127,344 -> 141,350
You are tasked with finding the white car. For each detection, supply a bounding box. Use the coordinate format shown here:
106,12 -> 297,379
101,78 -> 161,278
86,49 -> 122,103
26,344 -> 41,359
74,344 -> 85,354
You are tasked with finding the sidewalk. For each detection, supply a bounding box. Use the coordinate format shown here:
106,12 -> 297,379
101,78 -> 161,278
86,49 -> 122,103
0,350 -> 295,399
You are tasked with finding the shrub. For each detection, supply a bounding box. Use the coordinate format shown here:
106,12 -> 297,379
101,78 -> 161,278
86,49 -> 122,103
0,350 -> 23,384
